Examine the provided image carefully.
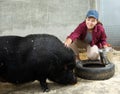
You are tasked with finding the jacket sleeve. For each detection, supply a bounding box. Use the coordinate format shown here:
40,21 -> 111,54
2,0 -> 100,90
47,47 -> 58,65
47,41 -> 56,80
67,22 -> 85,41
99,25 -> 108,47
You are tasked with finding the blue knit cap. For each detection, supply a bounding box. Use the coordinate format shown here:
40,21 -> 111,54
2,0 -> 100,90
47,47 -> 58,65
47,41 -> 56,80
86,10 -> 99,19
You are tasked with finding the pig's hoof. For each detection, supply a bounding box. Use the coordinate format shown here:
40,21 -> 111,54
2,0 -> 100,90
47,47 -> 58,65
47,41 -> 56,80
43,88 -> 50,92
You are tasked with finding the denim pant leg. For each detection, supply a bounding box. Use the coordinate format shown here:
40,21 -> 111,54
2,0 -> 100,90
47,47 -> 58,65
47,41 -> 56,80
69,40 -> 88,56
69,39 -> 99,60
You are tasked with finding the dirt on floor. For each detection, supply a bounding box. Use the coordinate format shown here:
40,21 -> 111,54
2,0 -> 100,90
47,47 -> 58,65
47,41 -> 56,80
0,48 -> 120,94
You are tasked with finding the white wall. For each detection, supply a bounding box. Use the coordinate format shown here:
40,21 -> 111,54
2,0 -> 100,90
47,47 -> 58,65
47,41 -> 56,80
99,0 -> 120,46
0,0 -> 93,42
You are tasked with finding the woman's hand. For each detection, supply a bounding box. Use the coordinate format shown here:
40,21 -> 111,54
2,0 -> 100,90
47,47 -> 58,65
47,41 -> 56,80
64,38 -> 72,47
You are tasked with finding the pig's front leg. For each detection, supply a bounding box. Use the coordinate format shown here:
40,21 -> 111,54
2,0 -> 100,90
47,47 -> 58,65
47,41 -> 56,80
39,78 -> 50,92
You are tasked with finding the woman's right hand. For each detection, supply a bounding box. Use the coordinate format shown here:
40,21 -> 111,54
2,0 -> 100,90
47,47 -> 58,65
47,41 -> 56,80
64,38 -> 72,47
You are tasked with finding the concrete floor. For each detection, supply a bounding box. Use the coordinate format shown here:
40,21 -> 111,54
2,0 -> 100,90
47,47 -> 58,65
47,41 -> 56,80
0,49 -> 120,94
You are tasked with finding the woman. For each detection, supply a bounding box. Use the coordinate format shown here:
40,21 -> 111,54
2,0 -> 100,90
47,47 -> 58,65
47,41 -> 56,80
64,10 -> 108,62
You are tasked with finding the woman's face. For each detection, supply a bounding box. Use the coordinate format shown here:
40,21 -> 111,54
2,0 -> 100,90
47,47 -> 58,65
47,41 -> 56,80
85,17 -> 98,30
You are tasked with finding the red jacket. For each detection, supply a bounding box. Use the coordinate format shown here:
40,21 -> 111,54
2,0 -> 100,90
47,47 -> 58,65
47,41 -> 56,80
67,21 -> 108,48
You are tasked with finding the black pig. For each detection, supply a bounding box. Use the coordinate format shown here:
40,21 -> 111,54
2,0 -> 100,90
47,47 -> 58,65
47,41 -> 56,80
0,34 -> 77,92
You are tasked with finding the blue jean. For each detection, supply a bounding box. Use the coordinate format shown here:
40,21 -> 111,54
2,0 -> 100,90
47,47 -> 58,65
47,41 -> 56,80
69,39 -> 100,60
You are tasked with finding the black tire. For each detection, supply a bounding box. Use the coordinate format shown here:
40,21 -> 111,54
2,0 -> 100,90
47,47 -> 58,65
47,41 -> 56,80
75,60 -> 115,80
